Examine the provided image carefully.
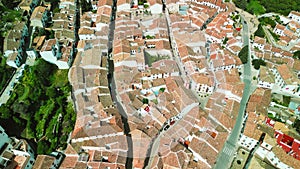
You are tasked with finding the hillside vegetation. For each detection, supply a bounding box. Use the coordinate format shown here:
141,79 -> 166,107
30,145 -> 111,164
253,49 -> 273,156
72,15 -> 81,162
233,0 -> 300,16
0,59 -> 75,154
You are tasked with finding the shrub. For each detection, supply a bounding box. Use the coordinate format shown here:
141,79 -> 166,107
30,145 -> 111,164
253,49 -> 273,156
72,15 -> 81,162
238,45 -> 249,64
252,58 -> 266,70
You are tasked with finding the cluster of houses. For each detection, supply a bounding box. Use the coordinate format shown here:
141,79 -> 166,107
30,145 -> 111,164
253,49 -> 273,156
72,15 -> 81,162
59,0 -> 131,168
0,126 -> 36,169
238,86 -> 300,168
3,0 -> 300,168
109,0 -> 246,168
3,0 -> 76,69
252,13 -> 300,97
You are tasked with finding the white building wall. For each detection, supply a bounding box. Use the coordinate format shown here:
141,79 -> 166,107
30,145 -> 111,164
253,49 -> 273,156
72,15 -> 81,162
258,80 -> 274,89
96,22 -> 108,31
7,60 -> 19,68
114,60 -> 138,68
40,51 -> 69,69
273,28 -> 284,36
288,13 -> 300,23
150,4 -> 162,14
30,19 -> 43,28
117,4 -> 131,12
253,43 -> 264,51
79,34 -> 97,40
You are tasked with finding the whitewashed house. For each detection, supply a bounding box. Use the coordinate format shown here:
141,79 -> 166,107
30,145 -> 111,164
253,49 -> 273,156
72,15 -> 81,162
117,0 -> 131,12
288,11 -> 300,23
252,36 -> 266,51
190,73 -> 214,96
257,66 -> 275,89
273,64 -> 300,96
148,0 -> 163,14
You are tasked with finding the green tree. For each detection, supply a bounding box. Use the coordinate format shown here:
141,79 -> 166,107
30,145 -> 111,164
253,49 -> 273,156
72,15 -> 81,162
81,0 -> 93,12
254,24 -> 265,38
293,51 -> 300,59
246,0 -> 266,15
223,37 -> 229,45
238,45 -> 249,64
252,58 -> 266,70
233,0 -> 248,10
37,140 -> 52,154
0,57 -> 16,90
259,17 -> 276,28
142,98 -> 149,104
0,105 -> 12,119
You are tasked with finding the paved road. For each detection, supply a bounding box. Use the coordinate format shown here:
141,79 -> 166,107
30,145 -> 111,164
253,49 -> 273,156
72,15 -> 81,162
214,15 -> 254,169
145,102 -> 199,169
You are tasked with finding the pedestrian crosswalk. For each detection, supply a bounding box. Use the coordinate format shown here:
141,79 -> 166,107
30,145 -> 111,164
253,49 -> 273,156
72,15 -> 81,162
223,145 -> 234,157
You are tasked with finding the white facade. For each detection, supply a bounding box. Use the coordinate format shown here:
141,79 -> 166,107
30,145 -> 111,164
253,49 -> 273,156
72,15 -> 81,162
195,0 -> 227,12
210,61 -> 241,72
288,12 -> 300,23
150,4 -> 163,14
141,72 -> 171,81
59,2 -> 75,9
40,51 -> 69,69
273,68 -> 300,96
190,80 -> 214,96
257,80 -> 274,89
117,3 -> 131,12
4,50 -> 14,57
79,33 -> 97,40
167,4 -> 179,14
205,34 -> 222,44
96,22 -> 108,31
273,68 -> 285,88
252,42 -> 264,51
273,27 -> 285,36
114,60 -> 137,68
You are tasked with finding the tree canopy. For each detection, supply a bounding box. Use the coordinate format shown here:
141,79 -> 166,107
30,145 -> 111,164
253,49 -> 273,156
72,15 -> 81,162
293,51 -> 300,60
254,24 -> 265,38
246,0 -> 265,15
252,58 -> 266,70
234,0 -> 300,16
0,56 -> 16,91
0,59 -> 75,154
238,45 -> 249,64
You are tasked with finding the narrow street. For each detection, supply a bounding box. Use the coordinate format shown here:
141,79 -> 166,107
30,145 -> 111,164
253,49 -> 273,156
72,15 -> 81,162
106,0 -> 133,168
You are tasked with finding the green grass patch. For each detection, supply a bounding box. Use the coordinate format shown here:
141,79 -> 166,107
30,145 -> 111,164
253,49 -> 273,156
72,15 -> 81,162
18,84 -> 30,101
145,52 -> 169,67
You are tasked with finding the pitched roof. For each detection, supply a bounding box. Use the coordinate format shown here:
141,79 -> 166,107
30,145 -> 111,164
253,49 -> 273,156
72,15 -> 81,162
30,6 -> 46,20
78,27 -> 94,35
289,11 -> 300,17
259,66 -> 275,83
32,155 -> 55,169
276,64 -> 300,85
